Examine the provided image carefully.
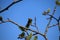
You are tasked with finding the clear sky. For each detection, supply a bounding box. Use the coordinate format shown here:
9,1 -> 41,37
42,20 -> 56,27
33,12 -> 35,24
0,0 -> 60,40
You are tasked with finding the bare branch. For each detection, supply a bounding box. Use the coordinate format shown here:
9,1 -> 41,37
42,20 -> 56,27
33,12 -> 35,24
31,24 -> 35,27
44,6 -> 56,35
0,0 -> 22,13
0,18 -> 47,40
48,24 -> 58,28
47,14 -> 58,21
34,17 -> 39,32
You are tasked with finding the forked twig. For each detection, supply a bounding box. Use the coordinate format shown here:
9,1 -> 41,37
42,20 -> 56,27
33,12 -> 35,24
0,18 -> 47,40
44,6 -> 56,35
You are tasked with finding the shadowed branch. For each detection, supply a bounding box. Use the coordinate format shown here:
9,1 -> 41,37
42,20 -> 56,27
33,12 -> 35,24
0,0 -> 22,13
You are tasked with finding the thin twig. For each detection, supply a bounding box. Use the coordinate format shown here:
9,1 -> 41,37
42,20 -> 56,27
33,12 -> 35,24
48,24 -> 58,28
31,24 -> 35,27
44,6 -> 56,35
0,0 -> 22,13
26,31 -> 29,36
34,17 -> 39,32
47,14 -> 58,21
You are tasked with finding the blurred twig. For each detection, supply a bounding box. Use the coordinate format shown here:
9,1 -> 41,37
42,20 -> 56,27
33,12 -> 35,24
47,14 -> 58,21
48,24 -> 58,28
34,17 -> 39,32
44,6 -> 56,35
0,0 -> 22,13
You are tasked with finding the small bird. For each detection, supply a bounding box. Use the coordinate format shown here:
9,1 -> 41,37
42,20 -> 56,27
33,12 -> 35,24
0,16 -> 4,22
25,18 -> 32,28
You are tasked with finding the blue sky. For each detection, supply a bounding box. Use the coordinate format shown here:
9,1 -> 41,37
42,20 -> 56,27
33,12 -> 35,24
0,0 -> 60,40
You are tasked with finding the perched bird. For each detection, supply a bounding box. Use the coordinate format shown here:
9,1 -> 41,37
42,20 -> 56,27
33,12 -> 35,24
0,16 -> 4,22
25,18 -> 32,28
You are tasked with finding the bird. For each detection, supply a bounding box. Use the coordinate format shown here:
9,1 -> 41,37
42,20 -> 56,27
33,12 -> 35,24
25,18 -> 32,28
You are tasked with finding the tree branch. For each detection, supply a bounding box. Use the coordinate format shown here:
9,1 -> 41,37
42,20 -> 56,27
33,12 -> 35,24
34,17 -> 39,32
48,24 -> 58,28
0,0 -> 22,13
47,14 -> 58,21
0,18 -> 47,40
44,6 -> 56,35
